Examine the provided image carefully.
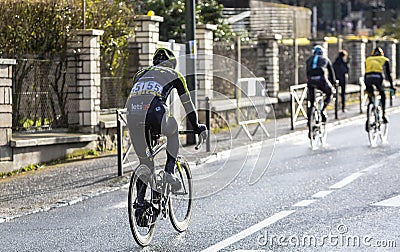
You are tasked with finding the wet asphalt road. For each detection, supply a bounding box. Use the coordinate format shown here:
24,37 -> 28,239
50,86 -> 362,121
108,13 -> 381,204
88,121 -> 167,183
1,111 -> 400,251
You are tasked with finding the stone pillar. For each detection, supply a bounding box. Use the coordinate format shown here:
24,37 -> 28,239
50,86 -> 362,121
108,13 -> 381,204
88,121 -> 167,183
129,15 -> 164,74
396,43 -> 400,79
257,34 -> 280,97
67,29 -> 104,133
0,59 -> 15,165
321,41 -> 329,55
196,24 -> 216,108
345,38 -> 367,84
380,40 -> 397,80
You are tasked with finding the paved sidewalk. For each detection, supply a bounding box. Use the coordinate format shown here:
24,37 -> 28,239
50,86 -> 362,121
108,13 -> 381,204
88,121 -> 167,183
0,99 -> 397,222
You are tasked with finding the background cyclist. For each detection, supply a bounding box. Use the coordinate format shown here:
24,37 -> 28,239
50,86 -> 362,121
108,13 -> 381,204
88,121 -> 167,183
364,47 -> 396,124
126,48 -> 207,216
306,45 -> 336,130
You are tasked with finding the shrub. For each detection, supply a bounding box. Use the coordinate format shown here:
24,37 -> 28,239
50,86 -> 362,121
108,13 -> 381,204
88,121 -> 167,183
0,0 -> 135,75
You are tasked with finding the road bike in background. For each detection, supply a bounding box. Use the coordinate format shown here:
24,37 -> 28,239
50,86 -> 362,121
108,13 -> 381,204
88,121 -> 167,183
308,90 -> 328,150
128,128 -> 206,247
365,89 -> 394,147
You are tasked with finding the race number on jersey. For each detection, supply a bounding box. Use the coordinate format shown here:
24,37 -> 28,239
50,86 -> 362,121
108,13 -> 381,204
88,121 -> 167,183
131,81 -> 163,96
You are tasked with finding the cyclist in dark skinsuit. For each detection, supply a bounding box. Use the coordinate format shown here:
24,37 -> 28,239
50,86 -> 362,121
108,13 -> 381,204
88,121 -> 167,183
306,45 -> 336,126
126,48 -> 206,214
364,47 -> 396,124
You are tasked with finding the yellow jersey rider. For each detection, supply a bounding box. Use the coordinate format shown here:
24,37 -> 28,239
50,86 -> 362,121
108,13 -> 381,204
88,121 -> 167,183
364,47 -> 396,124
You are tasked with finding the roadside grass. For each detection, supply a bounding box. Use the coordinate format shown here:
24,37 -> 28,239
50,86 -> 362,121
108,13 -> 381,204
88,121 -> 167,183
0,148 -> 115,179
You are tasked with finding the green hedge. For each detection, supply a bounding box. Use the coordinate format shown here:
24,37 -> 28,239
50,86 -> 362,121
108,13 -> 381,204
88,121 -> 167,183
0,0 -> 135,75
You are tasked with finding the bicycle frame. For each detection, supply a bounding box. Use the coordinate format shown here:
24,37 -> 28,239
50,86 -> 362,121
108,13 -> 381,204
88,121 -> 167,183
144,129 -> 198,204
143,131 -> 177,220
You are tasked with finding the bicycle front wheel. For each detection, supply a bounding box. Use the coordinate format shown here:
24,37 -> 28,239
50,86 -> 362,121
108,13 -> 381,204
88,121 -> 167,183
128,164 -> 157,247
320,122 -> 327,146
169,156 -> 193,232
380,120 -> 389,144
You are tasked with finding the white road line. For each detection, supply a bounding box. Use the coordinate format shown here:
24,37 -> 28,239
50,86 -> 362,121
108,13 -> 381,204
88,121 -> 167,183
360,163 -> 382,172
329,172 -> 364,189
234,250 -> 266,252
361,152 -> 400,172
372,195 -> 400,207
312,190 -> 333,198
201,210 -> 295,252
111,201 -> 127,209
293,199 -> 317,207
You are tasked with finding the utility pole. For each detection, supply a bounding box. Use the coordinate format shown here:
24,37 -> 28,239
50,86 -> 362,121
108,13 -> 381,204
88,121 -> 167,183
235,36 -> 241,123
185,0 -> 196,145
312,6 -> 317,39
82,0 -> 86,29
293,10 -> 299,85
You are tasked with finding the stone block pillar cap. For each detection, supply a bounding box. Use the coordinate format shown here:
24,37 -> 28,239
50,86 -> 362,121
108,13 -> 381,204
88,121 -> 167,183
197,24 -> 217,31
77,29 -> 104,36
135,15 -> 164,23
344,36 -> 368,43
258,33 -> 282,40
0,59 -> 16,65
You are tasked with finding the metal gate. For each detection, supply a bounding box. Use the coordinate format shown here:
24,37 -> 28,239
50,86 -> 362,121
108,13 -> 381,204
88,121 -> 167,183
116,108 -> 135,176
290,84 -> 308,130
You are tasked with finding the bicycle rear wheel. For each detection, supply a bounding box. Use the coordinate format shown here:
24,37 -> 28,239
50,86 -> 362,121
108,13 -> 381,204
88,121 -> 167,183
128,164 -> 157,247
309,106 -> 321,149
380,121 -> 389,144
169,156 -> 193,232
376,109 -> 389,144
366,103 -> 379,147
316,97 -> 327,147
319,122 -> 327,146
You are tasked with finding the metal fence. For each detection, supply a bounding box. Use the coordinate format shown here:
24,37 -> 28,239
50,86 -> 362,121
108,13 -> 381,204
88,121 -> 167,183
100,46 -> 131,110
12,58 -> 75,131
223,6 -> 311,41
278,43 -> 310,90
213,41 -> 259,99
101,76 -> 131,109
